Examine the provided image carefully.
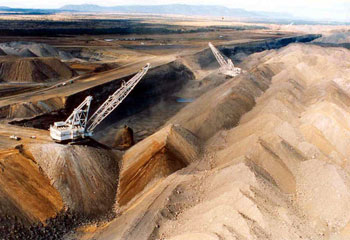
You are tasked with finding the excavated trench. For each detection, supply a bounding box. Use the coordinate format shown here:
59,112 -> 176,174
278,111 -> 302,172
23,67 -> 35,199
7,34 -> 320,140
9,60 -> 194,130
195,34 -> 321,70
0,35 -> 323,240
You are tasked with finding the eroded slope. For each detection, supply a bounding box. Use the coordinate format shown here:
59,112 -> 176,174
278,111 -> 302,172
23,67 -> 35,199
82,43 -> 350,240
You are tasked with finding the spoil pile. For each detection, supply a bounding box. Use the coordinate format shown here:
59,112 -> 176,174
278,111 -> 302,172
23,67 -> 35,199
27,143 -> 119,217
167,59 -> 273,140
84,43 -> 350,240
161,43 -> 350,239
113,125 -> 135,150
0,57 -> 77,83
7,97 -> 66,120
116,124 -> 201,207
0,42 -> 73,60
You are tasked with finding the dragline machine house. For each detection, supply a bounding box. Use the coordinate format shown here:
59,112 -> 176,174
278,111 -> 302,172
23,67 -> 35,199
208,42 -> 241,77
50,63 -> 150,142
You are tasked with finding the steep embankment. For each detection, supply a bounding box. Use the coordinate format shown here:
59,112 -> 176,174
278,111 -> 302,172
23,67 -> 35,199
167,63 -> 273,140
0,148 -> 63,225
6,60 -> 194,129
82,43 -> 350,240
116,124 -> 201,207
0,57 -> 77,83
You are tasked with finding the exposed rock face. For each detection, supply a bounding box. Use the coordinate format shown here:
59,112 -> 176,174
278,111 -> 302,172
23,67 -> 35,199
0,57 -> 77,83
116,124 -> 201,207
27,143 -> 119,217
0,148 -> 63,225
113,125 -> 134,150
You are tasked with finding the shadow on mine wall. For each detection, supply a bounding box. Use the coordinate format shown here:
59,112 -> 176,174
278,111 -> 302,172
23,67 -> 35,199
10,34 -> 321,130
195,34 -> 322,70
73,60 -> 195,133
11,60 -> 194,130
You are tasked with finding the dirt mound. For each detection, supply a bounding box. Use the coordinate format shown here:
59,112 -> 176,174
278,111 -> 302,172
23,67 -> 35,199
7,97 -> 66,120
158,161 -> 320,240
167,62 -> 274,140
26,143 -> 119,217
18,49 -> 38,57
113,125 -> 134,150
80,43 -> 350,240
0,124 -> 122,238
0,57 -> 77,83
199,43 -> 350,236
116,124 -> 201,207
0,42 -> 73,60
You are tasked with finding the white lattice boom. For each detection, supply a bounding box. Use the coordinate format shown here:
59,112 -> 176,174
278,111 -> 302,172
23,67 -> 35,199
208,42 -> 241,77
50,63 -> 150,142
87,63 -> 150,132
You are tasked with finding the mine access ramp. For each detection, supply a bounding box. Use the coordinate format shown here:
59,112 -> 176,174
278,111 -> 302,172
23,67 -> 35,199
208,42 -> 241,77
50,63 -> 150,143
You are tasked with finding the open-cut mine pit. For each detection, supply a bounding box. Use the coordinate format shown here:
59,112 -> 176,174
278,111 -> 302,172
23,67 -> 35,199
1,10 -> 350,240
66,42 -> 350,240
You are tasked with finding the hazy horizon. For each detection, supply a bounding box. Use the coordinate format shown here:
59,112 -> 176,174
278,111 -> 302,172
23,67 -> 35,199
1,0 -> 350,21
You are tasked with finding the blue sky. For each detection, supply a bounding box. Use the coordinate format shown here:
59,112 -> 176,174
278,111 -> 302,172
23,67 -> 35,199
1,0 -> 350,21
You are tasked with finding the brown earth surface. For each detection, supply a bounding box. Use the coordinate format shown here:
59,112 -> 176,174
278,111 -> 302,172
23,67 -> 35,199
0,148 -> 63,225
73,43 -> 350,240
26,142 -> 119,217
0,124 -> 120,234
2,17 -> 350,240
112,125 -> 134,150
0,56 -> 77,83
116,124 -> 201,208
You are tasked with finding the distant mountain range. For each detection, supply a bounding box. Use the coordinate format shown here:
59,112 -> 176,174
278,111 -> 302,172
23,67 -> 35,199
0,4 -> 294,20
60,4 -> 293,19
0,6 -> 59,14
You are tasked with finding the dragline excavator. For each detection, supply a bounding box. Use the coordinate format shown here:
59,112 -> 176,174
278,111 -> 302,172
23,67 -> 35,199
208,42 -> 241,78
50,63 -> 150,143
